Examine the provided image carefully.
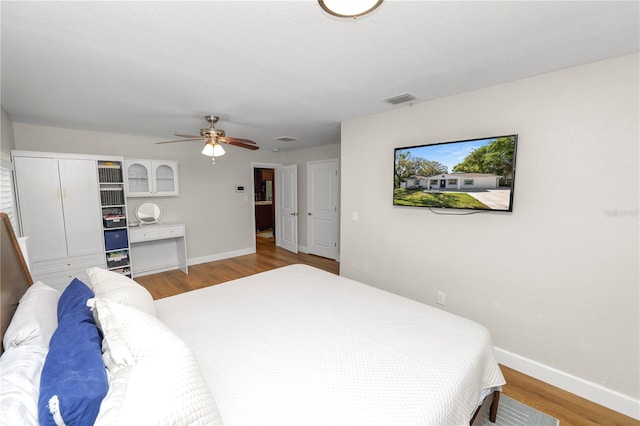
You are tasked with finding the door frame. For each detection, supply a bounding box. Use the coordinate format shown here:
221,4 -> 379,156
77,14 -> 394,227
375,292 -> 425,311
250,162 -> 281,252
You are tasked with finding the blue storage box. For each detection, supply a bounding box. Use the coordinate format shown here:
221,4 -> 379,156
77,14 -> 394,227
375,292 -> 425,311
104,229 -> 128,251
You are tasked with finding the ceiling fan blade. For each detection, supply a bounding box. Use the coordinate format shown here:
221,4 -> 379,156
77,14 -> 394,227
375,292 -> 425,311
226,140 -> 260,150
156,138 -> 203,144
225,136 -> 257,145
159,117 -> 259,152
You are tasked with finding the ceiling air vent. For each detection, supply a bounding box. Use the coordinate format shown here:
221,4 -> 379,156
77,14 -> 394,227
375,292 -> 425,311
274,136 -> 298,142
384,93 -> 416,105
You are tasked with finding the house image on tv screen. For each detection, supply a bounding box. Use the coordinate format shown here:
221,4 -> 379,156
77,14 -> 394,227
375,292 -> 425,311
405,172 -> 501,190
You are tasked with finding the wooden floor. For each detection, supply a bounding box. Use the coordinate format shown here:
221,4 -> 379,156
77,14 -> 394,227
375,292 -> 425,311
136,236 -> 638,426
135,236 -> 339,300
500,365 -> 637,426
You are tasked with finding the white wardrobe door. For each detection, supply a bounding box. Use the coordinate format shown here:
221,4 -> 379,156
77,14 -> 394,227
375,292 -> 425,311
13,157 -> 67,262
58,159 -> 103,257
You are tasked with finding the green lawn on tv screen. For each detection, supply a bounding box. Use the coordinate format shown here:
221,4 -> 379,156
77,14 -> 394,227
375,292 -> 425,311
393,188 -> 489,209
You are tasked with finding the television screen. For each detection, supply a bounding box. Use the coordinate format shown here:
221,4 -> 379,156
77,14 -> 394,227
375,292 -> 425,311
394,134 -> 518,212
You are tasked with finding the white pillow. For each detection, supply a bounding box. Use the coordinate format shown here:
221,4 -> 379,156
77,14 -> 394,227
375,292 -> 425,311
3,281 -> 60,350
0,345 -> 48,425
91,299 -> 222,425
86,267 -> 156,317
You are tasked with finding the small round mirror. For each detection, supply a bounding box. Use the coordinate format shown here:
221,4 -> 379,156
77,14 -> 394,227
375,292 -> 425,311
135,202 -> 162,225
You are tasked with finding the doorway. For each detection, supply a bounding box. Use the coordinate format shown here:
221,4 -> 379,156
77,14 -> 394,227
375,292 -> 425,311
254,167 -> 275,243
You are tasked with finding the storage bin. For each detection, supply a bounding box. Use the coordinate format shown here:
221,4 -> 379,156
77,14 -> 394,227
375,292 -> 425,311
106,250 -> 129,268
107,258 -> 129,268
109,267 -> 131,277
103,215 -> 126,228
104,229 -> 128,251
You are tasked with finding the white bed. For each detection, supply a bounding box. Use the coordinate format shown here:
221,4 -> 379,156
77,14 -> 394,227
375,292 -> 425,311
156,264 -> 505,426
0,213 -> 505,425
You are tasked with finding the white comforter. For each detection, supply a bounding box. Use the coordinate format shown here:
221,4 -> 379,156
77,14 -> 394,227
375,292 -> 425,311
156,264 -> 505,426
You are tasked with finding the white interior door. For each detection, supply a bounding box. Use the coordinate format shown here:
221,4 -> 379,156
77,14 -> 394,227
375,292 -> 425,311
307,159 -> 339,260
275,164 -> 298,253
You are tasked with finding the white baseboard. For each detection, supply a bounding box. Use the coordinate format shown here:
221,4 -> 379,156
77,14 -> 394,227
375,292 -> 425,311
494,347 -> 640,420
190,245 -> 341,271
188,247 -> 255,266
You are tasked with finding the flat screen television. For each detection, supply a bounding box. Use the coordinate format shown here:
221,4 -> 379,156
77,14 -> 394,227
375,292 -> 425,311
393,134 -> 518,212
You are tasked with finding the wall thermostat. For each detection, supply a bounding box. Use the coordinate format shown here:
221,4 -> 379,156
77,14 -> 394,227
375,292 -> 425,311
236,185 -> 245,192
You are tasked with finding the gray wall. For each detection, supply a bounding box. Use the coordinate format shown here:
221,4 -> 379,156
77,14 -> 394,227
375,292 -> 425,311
340,54 -> 639,411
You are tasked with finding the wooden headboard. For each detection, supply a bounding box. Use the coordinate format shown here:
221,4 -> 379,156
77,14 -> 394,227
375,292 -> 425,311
1,212 -> 33,354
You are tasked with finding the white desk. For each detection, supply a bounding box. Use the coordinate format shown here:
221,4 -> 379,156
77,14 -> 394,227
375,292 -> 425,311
129,223 -> 188,277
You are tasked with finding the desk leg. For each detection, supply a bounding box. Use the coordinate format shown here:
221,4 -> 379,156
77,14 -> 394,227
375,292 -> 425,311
177,236 -> 188,274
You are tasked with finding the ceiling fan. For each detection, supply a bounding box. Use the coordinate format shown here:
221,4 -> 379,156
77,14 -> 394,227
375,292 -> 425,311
157,115 -> 259,163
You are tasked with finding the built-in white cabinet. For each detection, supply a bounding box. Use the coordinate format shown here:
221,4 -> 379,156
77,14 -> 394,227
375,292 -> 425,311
124,159 -> 179,197
129,223 -> 188,277
13,156 -> 104,262
12,152 -> 107,290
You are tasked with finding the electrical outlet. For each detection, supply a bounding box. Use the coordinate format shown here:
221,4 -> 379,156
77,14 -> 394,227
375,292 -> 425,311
436,291 -> 446,306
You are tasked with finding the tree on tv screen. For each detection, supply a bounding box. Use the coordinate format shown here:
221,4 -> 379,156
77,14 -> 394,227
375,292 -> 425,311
452,136 -> 515,182
394,151 -> 447,187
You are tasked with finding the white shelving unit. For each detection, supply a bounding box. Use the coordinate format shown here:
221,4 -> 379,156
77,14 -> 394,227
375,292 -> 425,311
98,160 -> 132,277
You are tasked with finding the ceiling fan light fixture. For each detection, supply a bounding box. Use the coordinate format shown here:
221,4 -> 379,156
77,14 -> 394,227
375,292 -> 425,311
318,0 -> 383,18
213,143 -> 226,157
201,141 -> 214,156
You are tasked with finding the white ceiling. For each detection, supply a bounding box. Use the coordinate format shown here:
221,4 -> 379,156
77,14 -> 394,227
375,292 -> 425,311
2,1 -> 638,152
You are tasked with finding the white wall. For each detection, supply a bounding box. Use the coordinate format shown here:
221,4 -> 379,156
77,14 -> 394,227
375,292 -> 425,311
12,124 -> 339,263
340,54 -> 639,417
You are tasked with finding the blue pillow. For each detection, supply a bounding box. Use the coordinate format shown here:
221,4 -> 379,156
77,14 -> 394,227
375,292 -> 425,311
38,281 -> 108,426
57,278 -> 95,322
